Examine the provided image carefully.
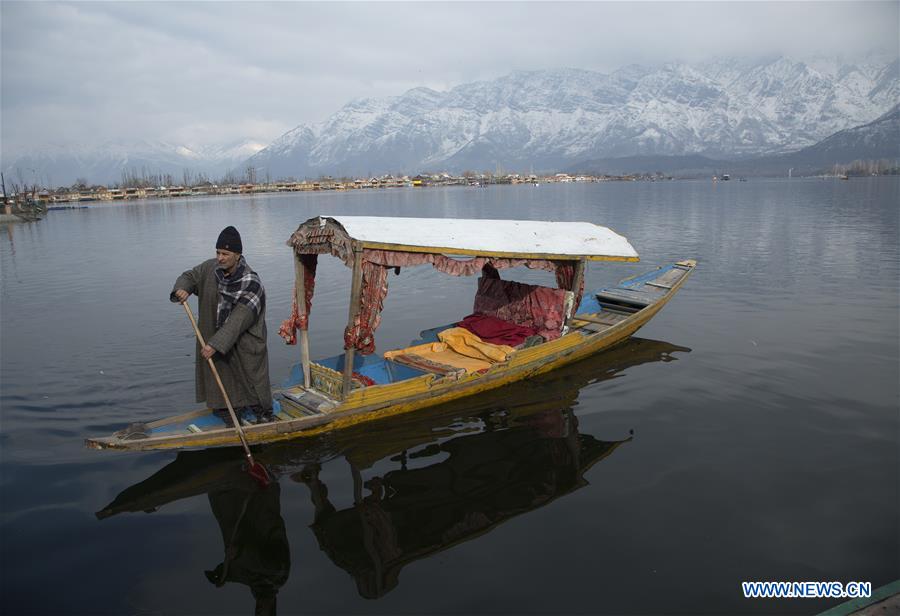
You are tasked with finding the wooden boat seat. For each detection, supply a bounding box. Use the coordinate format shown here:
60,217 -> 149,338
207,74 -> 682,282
277,388 -> 337,417
296,353 -> 426,385
588,263 -> 689,313
595,289 -> 654,308
382,352 -> 466,377
572,264 -> 688,325
569,309 -> 629,333
618,264 -> 688,291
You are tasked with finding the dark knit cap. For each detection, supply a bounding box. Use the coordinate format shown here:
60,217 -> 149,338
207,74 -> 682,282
216,226 -> 242,253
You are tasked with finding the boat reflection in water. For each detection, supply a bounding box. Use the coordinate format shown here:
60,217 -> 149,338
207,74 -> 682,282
97,337 -> 689,608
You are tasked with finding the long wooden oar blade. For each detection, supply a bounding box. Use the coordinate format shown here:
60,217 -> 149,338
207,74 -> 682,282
247,460 -> 271,487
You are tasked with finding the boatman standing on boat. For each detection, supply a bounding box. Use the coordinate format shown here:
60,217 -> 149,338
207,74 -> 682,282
170,226 -> 273,425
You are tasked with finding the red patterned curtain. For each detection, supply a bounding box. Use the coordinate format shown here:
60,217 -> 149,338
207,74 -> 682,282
554,260 -> 585,311
363,249 -> 558,276
278,254 -> 318,344
473,277 -> 570,340
343,260 -> 389,355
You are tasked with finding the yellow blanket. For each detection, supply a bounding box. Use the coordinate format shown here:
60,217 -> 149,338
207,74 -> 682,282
384,327 -> 515,373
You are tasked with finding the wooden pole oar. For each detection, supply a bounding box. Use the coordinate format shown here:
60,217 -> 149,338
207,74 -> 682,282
182,302 -> 270,487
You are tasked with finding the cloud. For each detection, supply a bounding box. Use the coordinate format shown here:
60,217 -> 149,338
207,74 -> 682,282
2,1 -> 897,155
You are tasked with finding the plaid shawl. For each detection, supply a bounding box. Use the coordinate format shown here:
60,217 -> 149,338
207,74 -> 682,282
215,256 -> 265,328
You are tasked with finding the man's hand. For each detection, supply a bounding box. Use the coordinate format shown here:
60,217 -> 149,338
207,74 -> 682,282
174,289 -> 190,303
201,344 -> 216,360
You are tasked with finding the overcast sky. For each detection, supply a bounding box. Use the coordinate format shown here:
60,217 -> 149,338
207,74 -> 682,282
2,1 -> 898,155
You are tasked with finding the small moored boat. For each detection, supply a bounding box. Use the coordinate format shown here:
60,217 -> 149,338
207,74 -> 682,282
86,215 -> 696,451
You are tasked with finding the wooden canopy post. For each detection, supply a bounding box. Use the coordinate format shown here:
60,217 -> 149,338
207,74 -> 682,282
294,254 -> 311,388
342,248 -> 364,398
565,259 -> 586,329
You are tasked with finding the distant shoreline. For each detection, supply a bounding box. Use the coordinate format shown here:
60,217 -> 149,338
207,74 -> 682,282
34,173 -> 898,210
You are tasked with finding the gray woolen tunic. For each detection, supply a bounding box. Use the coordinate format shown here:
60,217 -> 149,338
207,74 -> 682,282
170,259 -> 272,410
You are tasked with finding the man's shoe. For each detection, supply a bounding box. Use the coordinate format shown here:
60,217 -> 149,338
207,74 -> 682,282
213,409 -> 235,428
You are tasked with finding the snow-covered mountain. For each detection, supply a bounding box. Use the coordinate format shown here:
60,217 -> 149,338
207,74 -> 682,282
2,139 -> 266,187
780,102 -> 900,166
248,56 -> 899,177
5,55 -> 897,186
572,102 -> 900,177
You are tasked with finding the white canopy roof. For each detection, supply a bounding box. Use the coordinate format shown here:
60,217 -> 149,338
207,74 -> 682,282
321,215 -> 639,261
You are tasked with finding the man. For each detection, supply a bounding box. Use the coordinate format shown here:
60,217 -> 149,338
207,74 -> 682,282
171,226 -> 273,424
204,481 -> 290,616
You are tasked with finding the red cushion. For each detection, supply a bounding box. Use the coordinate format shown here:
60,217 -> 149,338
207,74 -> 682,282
457,313 -> 538,346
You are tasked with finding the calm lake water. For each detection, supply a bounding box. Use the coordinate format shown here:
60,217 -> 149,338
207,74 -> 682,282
1,179 -> 897,615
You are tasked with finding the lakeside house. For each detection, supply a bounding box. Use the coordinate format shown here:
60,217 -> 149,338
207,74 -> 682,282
29,170 -> 676,205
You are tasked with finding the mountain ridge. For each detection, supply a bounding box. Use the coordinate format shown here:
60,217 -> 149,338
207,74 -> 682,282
247,56 -> 899,177
3,55 -> 897,185
569,104 -> 900,177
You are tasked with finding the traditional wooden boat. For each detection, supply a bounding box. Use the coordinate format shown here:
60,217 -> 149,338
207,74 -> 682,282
86,215 -> 695,452
95,336 -> 688,519
94,338 -> 691,601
